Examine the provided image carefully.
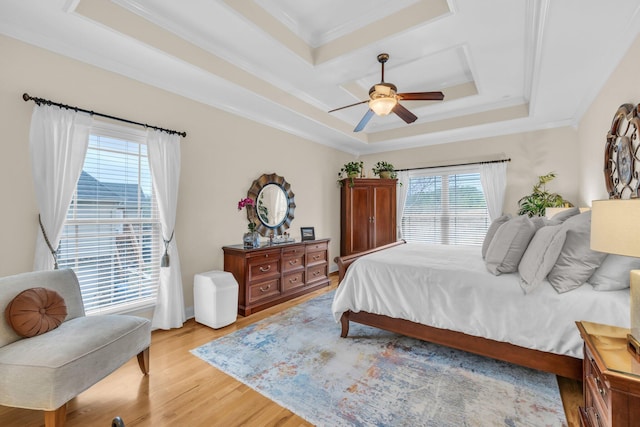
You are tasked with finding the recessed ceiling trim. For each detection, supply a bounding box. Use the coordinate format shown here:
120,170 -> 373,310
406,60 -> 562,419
313,0 -> 452,65
367,104 -> 529,143
222,0 -> 313,64
525,0 -> 550,113
223,0 -> 451,66
77,0 -> 368,143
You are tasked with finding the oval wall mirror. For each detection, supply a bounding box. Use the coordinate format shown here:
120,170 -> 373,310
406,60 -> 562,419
246,173 -> 295,236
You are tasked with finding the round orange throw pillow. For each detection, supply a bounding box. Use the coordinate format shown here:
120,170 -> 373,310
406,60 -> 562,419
4,287 -> 67,337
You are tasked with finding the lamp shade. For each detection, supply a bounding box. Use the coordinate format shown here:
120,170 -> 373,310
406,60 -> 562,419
590,199 -> 640,257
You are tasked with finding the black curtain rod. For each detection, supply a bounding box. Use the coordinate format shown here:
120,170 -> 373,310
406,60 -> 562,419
22,93 -> 187,138
395,158 -> 510,172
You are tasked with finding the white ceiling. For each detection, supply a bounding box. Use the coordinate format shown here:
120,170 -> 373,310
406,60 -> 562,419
2,0 -> 640,155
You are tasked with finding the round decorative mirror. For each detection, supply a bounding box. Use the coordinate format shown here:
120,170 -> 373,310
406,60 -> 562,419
605,103 -> 640,198
246,173 -> 295,236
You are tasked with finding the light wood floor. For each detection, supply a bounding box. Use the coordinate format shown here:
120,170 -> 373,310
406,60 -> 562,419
0,273 -> 582,427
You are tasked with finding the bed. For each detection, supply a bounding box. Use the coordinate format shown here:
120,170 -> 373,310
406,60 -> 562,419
332,237 -> 630,381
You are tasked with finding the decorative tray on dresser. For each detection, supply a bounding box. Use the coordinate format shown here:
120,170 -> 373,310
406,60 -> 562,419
577,321 -> 640,427
223,238 -> 330,316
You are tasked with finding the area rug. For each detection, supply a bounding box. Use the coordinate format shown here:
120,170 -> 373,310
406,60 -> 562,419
191,291 -> 567,427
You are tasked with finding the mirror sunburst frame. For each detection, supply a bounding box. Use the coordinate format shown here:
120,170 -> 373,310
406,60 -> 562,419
246,173 -> 296,236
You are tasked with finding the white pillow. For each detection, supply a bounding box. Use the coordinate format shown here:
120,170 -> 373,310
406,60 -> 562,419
482,214 -> 511,259
589,254 -> 640,291
547,211 -> 607,293
485,215 -> 540,275
518,224 -> 566,294
547,207 -> 580,224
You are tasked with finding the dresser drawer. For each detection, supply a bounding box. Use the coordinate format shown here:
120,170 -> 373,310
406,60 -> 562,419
282,271 -> 305,292
579,406 -> 606,427
282,254 -> 305,273
306,241 -> 328,253
307,250 -> 327,265
248,278 -> 280,303
307,264 -> 328,284
282,245 -> 305,257
584,345 -> 611,426
248,258 -> 280,282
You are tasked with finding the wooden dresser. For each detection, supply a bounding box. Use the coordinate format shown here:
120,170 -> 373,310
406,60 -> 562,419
340,178 -> 397,256
577,321 -> 640,426
223,238 -> 330,316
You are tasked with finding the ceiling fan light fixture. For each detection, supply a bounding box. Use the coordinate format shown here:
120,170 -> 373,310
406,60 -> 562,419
369,96 -> 397,116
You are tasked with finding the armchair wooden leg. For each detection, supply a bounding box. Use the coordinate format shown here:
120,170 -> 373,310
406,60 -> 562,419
137,347 -> 150,374
44,404 -> 67,427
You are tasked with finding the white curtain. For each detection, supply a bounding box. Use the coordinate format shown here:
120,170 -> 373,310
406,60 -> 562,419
30,105 -> 92,271
479,161 -> 508,221
147,129 -> 185,329
396,170 -> 410,239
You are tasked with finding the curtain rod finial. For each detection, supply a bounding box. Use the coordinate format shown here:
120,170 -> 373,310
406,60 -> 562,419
23,93 -> 31,102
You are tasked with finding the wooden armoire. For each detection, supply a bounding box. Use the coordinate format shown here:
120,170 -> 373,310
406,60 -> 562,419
340,178 -> 397,256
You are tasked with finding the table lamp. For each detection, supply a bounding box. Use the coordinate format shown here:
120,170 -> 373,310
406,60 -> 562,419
591,199 -> 640,360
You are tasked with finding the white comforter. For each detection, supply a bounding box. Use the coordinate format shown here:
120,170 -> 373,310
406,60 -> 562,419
331,243 -> 629,358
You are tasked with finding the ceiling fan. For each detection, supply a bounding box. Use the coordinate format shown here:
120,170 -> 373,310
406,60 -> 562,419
329,53 -> 445,132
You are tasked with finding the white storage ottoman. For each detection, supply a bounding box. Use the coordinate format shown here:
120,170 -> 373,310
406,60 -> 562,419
193,270 -> 239,329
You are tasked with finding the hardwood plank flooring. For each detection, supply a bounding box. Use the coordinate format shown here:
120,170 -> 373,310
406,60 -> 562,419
0,273 -> 582,426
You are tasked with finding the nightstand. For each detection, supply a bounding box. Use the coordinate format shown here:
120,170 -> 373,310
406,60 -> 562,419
576,321 -> 640,426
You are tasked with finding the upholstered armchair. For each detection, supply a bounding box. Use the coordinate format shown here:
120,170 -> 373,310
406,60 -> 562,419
0,269 -> 151,427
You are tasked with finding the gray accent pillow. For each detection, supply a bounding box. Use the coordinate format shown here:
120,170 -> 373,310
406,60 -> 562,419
518,224 -> 567,294
482,214 -> 511,259
547,211 -> 607,293
547,207 -> 580,224
588,254 -> 640,291
485,215 -> 540,275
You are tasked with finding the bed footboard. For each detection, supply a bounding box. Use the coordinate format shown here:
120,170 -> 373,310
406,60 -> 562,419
334,240 -> 406,282
340,310 -> 582,380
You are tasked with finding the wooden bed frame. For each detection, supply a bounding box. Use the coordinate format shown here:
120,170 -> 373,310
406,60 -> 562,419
334,241 -> 583,381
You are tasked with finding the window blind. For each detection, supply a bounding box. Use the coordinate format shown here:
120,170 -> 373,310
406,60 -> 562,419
402,171 -> 489,245
58,125 -> 161,314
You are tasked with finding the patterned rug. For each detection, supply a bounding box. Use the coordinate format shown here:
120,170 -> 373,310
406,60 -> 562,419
191,291 -> 567,427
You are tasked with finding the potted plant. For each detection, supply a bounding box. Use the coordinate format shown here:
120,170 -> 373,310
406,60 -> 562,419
338,161 -> 364,187
517,172 -> 572,217
372,161 -> 397,179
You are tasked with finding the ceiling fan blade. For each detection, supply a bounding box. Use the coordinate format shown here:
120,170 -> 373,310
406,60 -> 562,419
328,100 -> 368,113
397,91 -> 444,101
393,103 -> 418,124
354,109 -> 375,132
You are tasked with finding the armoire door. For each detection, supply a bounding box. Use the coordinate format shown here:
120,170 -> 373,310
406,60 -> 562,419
345,185 -> 371,255
371,184 -> 396,248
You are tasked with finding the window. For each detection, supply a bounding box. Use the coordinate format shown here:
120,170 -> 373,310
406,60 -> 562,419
57,122 -> 161,314
401,167 -> 489,245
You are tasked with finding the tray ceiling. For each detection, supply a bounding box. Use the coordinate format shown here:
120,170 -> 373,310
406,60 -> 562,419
1,0 -> 640,154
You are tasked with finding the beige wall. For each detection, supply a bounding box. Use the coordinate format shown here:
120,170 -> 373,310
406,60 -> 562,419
578,33 -> 640,205
360,126 -> 581,215
0,35 -> 351,316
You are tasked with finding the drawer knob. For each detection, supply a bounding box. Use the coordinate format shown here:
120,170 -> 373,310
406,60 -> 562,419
259,265 -> 271,272
289,259 -> 298,265
313,255 -> 320,260
259,284 -> 271,292
313,271 -> 319,276
595,377 -> 605,397
289,277 -> 298,283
